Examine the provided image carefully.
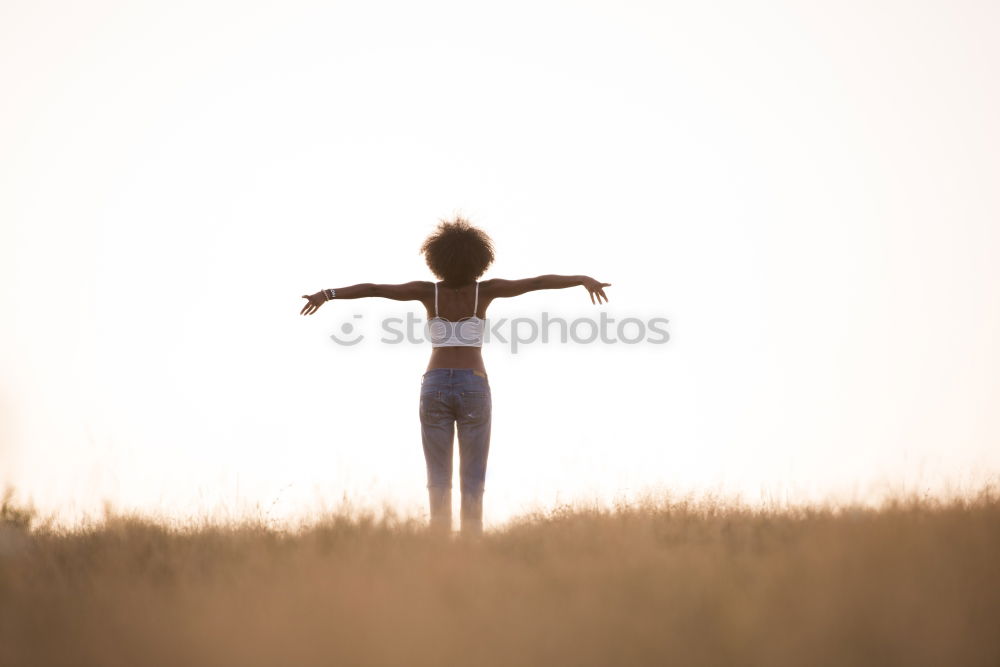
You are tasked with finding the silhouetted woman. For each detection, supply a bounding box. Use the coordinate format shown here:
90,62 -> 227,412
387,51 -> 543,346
300,217 -> 610,535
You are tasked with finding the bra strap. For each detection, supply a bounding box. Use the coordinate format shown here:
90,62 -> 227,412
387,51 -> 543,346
434,282 -> 439,317
473,281 -> 479,315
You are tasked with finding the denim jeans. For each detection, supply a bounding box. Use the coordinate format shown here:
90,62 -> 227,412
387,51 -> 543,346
419,368 -> 492,529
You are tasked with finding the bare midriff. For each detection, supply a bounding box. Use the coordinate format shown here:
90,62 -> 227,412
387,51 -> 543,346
426,346 -> 487,375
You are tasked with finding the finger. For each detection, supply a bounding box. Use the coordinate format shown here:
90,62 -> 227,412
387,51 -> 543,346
599,288 -> 608,302
300,303 -> 310,315
601,283 -> 611,287
589,290 -> 595,304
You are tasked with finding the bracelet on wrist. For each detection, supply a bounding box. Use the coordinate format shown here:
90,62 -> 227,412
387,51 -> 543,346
323,288 -> 336,301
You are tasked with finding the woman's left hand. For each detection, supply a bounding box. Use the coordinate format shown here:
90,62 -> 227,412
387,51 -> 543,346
300,292 -> 326,315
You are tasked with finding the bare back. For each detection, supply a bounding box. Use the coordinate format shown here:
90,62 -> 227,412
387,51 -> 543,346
424,281 -> 492,374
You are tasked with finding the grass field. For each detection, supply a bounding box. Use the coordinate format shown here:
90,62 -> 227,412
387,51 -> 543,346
2,490 -> 999,666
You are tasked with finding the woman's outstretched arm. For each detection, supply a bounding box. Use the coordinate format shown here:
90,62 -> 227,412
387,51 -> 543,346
300,281 -> 431,315
483,275 -> 611,304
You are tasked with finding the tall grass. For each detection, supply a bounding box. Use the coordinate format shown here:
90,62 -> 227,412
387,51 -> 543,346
2,489 -> 999,666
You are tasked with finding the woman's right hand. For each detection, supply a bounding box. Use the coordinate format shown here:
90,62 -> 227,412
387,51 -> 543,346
581,277 -> 611,304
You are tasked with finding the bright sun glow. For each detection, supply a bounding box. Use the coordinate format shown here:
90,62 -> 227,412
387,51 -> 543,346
2,0 -> 999,527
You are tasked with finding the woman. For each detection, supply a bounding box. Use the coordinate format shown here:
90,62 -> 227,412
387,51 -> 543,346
300,217 -> 611,535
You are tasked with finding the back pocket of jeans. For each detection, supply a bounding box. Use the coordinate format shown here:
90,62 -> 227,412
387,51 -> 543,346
459,391 -> 490,421
422,390 -> 454,418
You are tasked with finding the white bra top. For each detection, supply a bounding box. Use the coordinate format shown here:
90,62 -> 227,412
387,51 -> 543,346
428,281 -> 484,348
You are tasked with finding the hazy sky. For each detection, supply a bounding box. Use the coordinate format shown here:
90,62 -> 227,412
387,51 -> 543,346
3,0 -> 999,526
